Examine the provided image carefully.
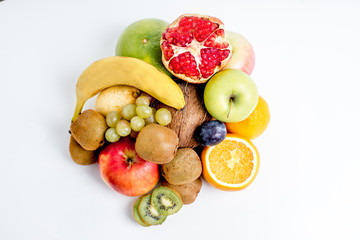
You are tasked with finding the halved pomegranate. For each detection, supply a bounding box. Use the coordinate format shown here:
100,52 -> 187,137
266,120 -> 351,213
160,14 -> 232,84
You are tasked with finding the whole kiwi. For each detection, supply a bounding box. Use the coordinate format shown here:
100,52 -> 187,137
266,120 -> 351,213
135,124 -> 179,164
161,148 -> 202,185
161,178 -> 202,205
69,136 -> 98,165
70,109 -> 107,151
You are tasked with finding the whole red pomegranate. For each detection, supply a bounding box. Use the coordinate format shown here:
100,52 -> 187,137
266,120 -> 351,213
160,14 -> 232,84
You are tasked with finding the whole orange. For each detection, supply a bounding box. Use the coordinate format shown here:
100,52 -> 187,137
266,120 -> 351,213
225,96 -> 270,140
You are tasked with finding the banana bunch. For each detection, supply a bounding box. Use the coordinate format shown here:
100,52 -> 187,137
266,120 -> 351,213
72,56 -> 185,121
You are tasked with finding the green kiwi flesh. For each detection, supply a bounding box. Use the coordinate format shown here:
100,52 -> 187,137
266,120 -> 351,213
138,194 -> 167,225
151,186 -> 183,215
133,197 -> 150,227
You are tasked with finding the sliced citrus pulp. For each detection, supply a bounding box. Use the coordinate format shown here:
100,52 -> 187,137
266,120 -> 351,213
201,134 -> 260,191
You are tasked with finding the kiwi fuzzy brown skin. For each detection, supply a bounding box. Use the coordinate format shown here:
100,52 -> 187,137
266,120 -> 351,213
70,109 -> 108,151
154,81 -> 212,148
135,124 -> 179,164
161,148 -> 202,185
69,136 -> 98,165
161,178 -> 202,205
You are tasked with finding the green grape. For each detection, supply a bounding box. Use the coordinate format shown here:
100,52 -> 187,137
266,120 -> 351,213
116,120 -> 131,137
130,116 -> 145,132
136,105 -> 152,118
135,95 -> 150,106
155,108 -> 172,126
105,128 -> 120,142
121,104 -> 137,120
106,111 -> 121,128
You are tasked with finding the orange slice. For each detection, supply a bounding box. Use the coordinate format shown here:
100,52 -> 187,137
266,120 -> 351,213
201,134 -> 260,191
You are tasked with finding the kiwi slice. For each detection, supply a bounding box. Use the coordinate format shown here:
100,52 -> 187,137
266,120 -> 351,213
133,197 -> 150,227
151,186 -> 183,216
138,194 -> 167,225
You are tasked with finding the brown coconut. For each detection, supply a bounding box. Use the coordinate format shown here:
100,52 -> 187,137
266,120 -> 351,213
154,81 -> 211,148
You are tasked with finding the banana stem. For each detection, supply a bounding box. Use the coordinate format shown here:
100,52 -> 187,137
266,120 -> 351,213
72,99 -> 85,122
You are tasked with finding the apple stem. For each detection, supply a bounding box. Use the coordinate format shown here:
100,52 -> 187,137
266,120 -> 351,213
126,158 -> 134,169
227,97 -> 233,119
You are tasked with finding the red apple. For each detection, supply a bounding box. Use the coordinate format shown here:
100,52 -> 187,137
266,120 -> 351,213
224,31 -> 255,75
98,137 -> 159,196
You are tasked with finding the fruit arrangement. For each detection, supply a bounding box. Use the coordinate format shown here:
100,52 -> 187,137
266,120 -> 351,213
69,14 -> 270,226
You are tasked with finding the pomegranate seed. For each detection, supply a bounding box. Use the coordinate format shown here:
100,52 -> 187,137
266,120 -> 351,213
168,52 -> 200,79
220,49 -> 230,60
161,42 -> 174,61
198,47 -> 229,78
204,29 -> 229,49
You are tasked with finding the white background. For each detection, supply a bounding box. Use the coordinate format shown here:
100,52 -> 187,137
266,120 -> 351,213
1,0 -> 360,239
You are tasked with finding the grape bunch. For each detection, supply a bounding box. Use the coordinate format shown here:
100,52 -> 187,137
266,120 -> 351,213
105,94 -> 172,142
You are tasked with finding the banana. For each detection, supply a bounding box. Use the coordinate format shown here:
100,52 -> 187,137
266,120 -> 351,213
72,56 -> 185,121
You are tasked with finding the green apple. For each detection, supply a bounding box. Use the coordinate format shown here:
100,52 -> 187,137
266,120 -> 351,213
204,69 -> 258,122
115,18 -> 172,78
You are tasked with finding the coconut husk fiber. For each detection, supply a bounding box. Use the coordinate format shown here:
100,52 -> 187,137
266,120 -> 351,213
154,81 -> 212,148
